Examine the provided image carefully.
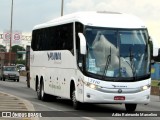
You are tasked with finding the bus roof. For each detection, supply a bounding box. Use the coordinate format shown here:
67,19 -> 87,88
33,11 -> 146,30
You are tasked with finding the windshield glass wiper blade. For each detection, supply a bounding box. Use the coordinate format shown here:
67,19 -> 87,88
129,47 -> 137,80
103,47 -> 111,78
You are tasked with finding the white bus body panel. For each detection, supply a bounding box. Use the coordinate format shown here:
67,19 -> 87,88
30,50 -> 82,99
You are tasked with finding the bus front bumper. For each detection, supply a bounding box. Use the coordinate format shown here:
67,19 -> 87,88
83,86 -> 150,104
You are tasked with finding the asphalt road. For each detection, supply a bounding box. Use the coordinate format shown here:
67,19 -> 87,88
0,76 -> 160,120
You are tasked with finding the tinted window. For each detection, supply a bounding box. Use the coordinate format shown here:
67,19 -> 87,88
31,23 -> 74,54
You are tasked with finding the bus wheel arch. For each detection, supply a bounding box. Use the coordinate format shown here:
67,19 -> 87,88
70,80 -> 75,99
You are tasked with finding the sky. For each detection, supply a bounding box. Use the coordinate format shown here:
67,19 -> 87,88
0,0 -> 160,45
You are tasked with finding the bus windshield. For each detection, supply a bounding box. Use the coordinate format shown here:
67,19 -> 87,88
85,27 -> 150,81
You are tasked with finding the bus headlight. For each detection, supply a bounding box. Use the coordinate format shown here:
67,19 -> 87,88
89,84 -> 96,89
83,81 -> 100,89
141,85 -> 150,91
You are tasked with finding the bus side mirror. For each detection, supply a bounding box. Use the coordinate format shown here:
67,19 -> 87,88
78,33 -> 87,55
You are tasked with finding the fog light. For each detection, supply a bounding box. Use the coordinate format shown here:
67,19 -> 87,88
146,95 -> 150,99
87,94 -> 90,98
141,85 -> 150,91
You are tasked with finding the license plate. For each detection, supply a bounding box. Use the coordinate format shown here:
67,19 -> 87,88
9,76 -> 15,78
114,96 -> 125,100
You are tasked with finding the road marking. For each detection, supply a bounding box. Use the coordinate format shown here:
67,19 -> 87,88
32,101 -> 62,111
32,101 -> 96,120
82,117 -> 97,120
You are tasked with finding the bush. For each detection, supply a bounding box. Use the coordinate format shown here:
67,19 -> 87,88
151,80 -> 160,87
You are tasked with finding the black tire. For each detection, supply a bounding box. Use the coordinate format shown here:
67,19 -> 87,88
3,77 -> 5,81
37,80 -> 55,101
40,81 -> 48,101
17,79 -> 19,82
125,104 -> 137,112
37,82 -> 41,100
71,88 -> 81,110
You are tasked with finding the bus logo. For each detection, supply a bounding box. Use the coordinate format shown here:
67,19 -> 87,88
118,89 -> 122,93
112,85 -> 127,88
47,52 -> 61,61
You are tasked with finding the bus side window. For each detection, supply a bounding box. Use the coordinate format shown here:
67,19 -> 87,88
57,23 -> 74,54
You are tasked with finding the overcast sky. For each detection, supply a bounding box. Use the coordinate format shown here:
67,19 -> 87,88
0,0 -> 160,44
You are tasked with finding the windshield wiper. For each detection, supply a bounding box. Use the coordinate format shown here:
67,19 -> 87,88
129,47 -> 137,80
103,47 -> 111,78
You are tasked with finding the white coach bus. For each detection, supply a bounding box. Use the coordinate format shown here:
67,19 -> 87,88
30,11 -> 156,112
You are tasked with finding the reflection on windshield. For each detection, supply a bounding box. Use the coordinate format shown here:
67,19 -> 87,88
85,27 -> 150,80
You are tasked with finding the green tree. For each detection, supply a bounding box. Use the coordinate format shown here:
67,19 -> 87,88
0,44 -> 6,52
11,45 -> 25,59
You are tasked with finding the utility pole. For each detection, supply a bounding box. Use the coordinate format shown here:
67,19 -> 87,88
9,0 -> 14,65
61,0 -> 64,16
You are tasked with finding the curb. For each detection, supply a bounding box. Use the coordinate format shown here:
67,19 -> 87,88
0,91 -> 39,120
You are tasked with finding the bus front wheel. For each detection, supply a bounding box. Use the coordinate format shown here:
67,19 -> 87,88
125,104 -> 137,112
72,89 -> 81,110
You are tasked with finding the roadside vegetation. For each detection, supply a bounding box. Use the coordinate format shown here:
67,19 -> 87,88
151,80 -> 160,87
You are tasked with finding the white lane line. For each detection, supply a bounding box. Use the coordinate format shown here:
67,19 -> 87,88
82,117 -> 97,120
32,101 -> 62,111
32,101 -> 97,120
